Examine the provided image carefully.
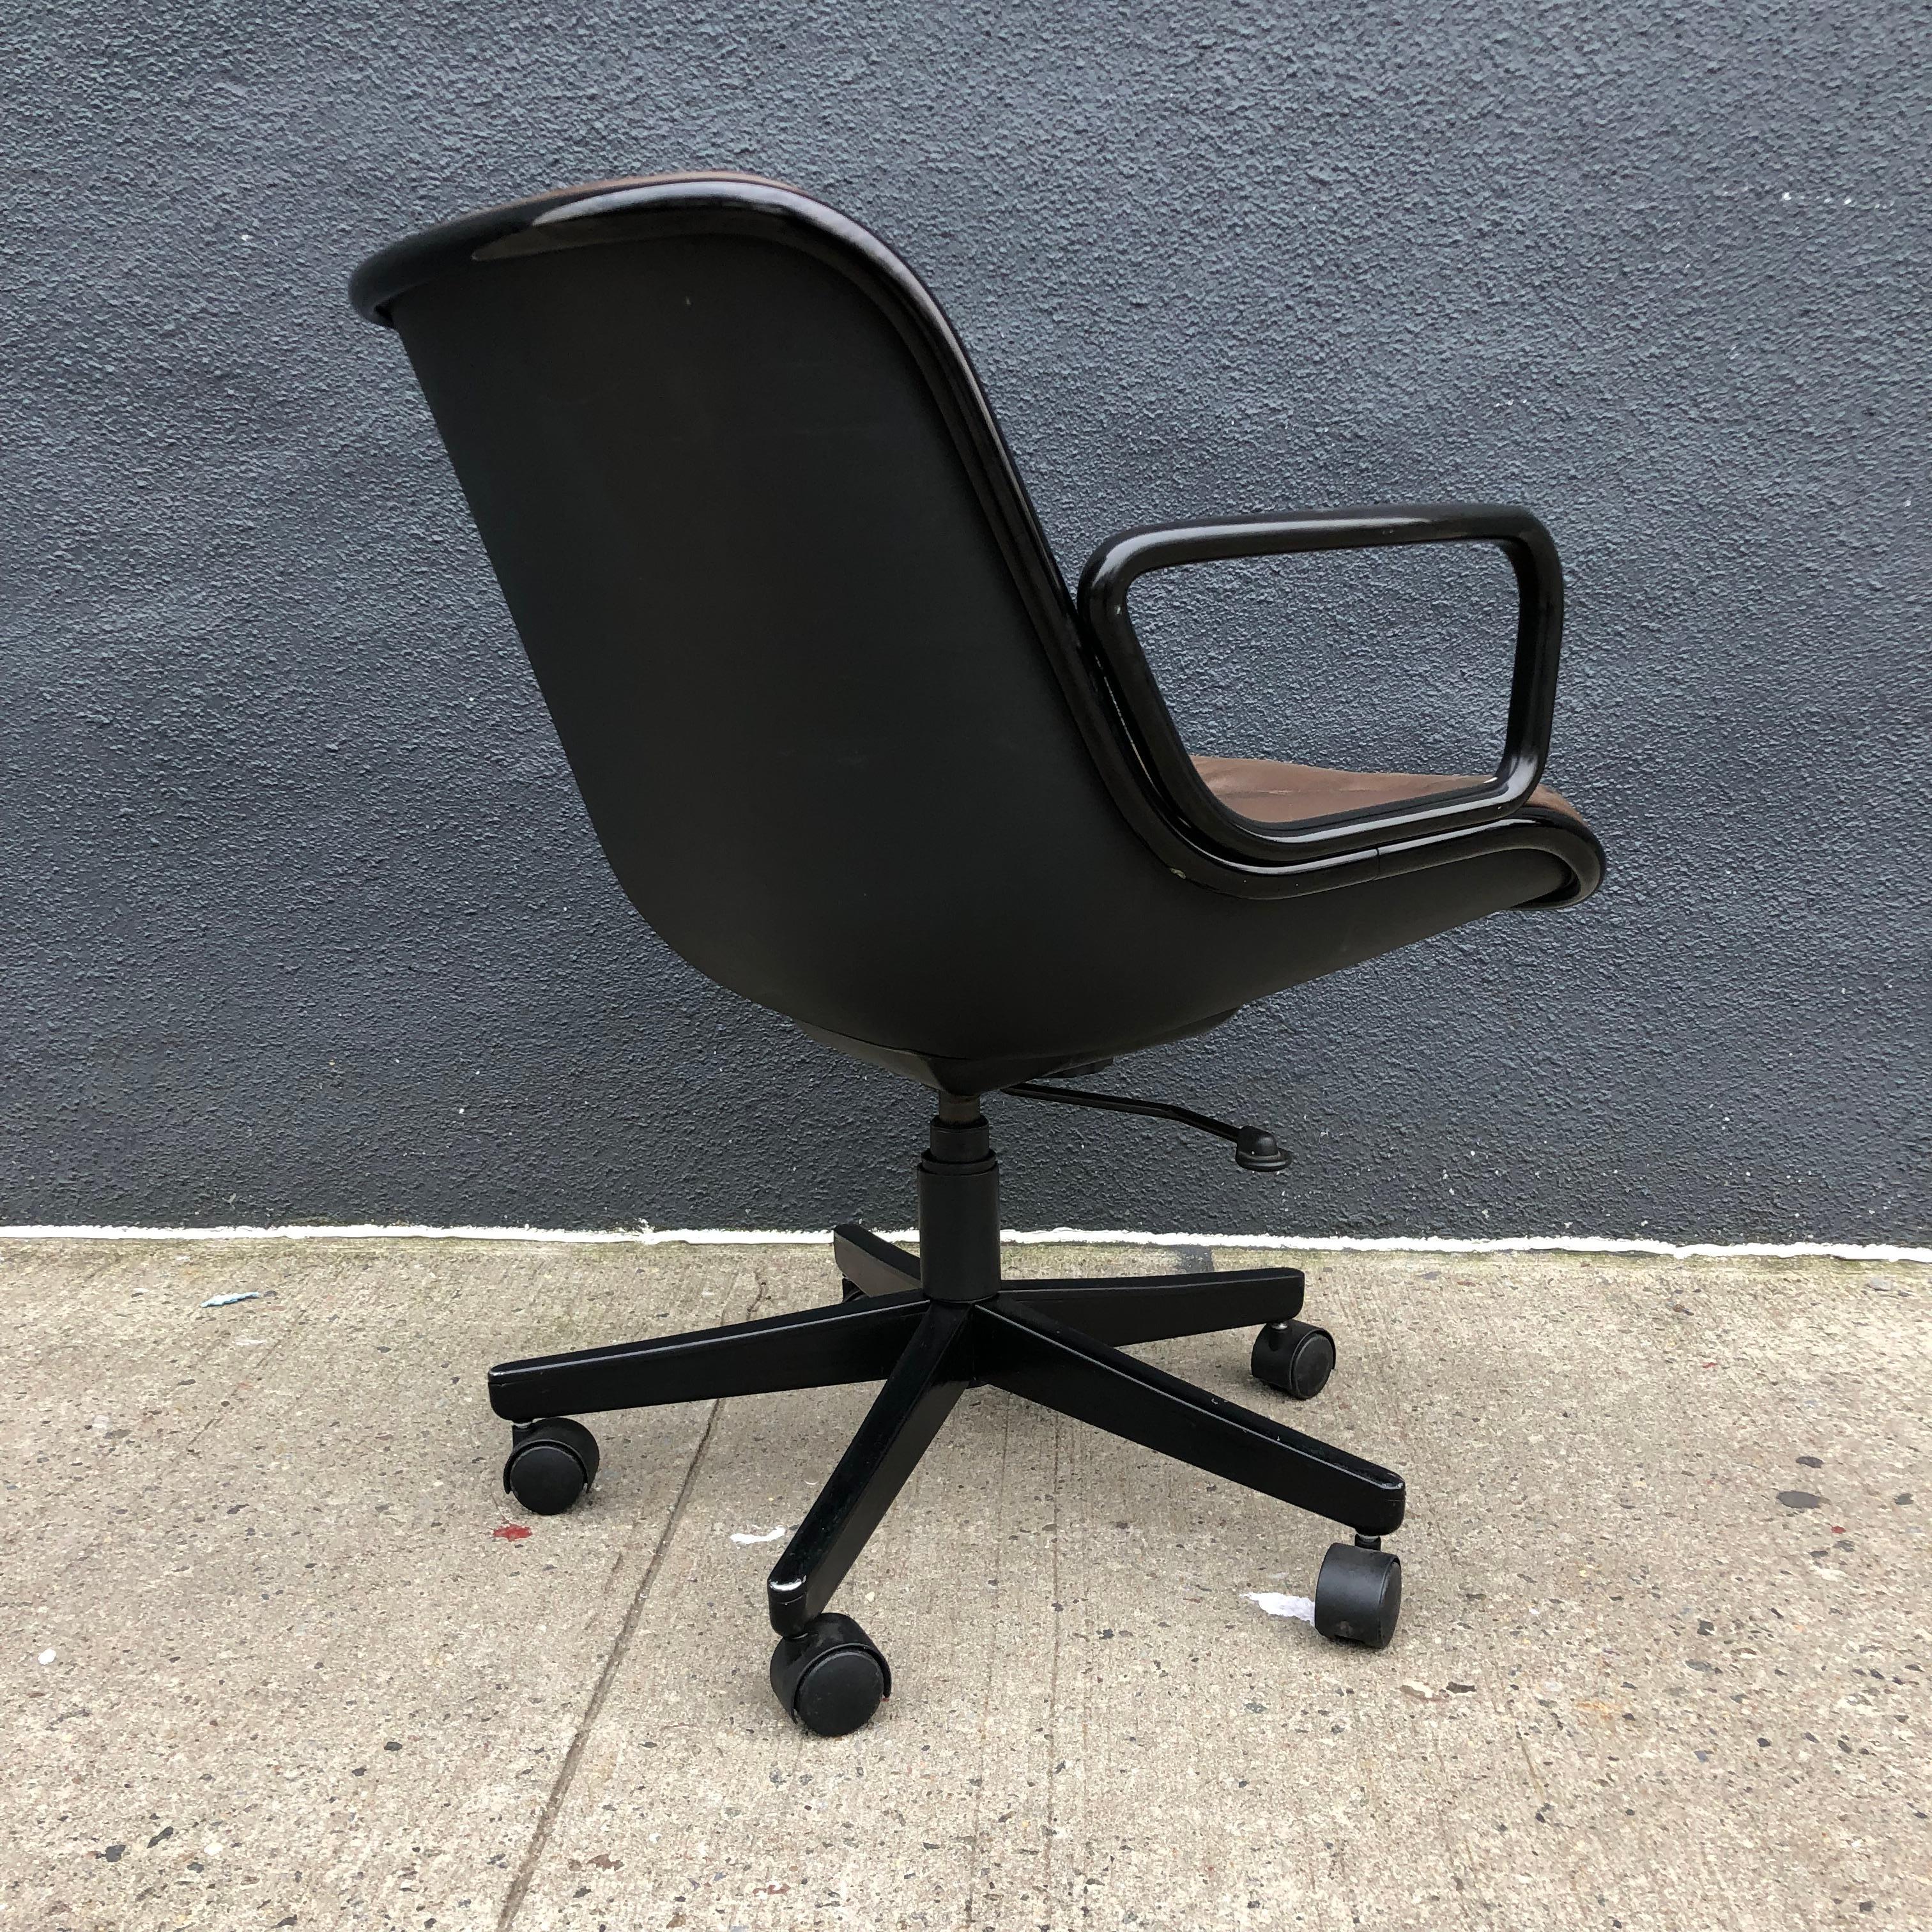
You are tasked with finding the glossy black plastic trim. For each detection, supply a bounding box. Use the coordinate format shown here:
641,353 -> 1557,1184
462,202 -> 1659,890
1079,505 -> 1563,864
351,174 -> 1599,907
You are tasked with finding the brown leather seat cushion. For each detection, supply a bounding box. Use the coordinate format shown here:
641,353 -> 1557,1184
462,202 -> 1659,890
1193,755 -> 1580,825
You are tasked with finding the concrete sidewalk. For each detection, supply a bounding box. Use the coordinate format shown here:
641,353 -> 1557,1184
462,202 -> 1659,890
2,1236 -> 1924,1931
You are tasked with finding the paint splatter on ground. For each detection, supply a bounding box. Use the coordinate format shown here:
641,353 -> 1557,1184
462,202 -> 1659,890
1243,1590 -> 1315,1625
492,1524 -> 532,1542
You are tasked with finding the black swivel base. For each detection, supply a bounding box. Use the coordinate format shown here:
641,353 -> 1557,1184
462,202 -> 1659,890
491,1098 -> 1406,1735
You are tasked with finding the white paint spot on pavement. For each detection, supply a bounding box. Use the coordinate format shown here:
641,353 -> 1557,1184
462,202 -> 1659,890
1244,1591 -> 1315,1625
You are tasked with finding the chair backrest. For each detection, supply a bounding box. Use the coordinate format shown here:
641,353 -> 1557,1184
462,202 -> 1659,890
354,175 -> 1177,1062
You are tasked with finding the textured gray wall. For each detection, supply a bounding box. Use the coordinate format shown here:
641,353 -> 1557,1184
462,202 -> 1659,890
3,1 -> 1926,1240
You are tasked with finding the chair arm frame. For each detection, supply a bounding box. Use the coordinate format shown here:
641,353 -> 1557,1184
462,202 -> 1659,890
1077,503 -> 1563,868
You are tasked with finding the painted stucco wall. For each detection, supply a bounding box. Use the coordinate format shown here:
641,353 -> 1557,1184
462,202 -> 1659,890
3,2 -> 1925,1238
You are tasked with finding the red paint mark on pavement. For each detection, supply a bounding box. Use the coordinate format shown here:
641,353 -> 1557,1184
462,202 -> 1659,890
493,1523 -> 533,1542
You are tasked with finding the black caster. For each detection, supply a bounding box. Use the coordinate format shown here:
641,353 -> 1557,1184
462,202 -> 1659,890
503,1417 -> 600,1515
770,1613 -> 891,1736
1314,1541 -> 1402,1649
1252,1319 -> 1335,1400
840,1278 -> 864,1302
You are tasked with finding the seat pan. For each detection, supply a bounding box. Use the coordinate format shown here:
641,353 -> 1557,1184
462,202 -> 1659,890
1193,756 -> 1582,827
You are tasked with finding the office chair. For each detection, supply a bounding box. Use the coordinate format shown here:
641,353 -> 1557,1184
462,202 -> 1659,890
351,173 -> 1602,1736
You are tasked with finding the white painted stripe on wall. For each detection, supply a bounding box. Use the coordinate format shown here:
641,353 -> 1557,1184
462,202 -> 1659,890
0,1223 -> 1925,1264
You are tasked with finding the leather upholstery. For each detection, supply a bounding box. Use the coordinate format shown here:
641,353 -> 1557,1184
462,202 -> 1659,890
1193,756 -> 1583,828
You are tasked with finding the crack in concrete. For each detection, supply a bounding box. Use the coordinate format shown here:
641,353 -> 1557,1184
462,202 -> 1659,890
493,1395 -> 724,1931
1041,1411 -> 1066,1915
494,1266 -> 769,1930
960,1393 -> 1015,1928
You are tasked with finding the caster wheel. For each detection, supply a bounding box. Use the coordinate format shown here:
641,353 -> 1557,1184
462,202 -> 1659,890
840,1277 -> 864,1302
503,1417 -> 600,1515
1252,1319 -> 1335,1400
1314,1542 -> 1402,1649
770,1613 -> 891,1736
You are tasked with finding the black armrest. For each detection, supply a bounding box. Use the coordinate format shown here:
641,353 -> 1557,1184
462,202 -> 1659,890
1076,503 -> 1563,866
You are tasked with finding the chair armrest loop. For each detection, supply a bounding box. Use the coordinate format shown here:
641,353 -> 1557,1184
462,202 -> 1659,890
1076,503 -> 1563,865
